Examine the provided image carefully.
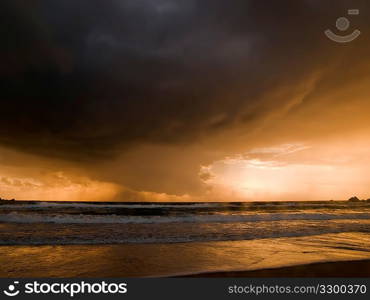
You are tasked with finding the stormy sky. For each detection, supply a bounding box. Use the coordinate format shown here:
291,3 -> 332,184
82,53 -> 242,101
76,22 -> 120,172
1,0 -> 370,201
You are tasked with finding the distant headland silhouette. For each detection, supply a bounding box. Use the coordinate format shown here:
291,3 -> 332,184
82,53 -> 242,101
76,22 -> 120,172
0,197 -> 16,202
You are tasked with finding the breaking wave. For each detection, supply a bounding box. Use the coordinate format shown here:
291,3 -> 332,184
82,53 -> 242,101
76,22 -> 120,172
1,211 -> 370,224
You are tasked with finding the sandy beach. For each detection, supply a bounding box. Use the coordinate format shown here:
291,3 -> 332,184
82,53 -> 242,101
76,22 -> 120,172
180,260 -> 370,277
1,232 -> 370,277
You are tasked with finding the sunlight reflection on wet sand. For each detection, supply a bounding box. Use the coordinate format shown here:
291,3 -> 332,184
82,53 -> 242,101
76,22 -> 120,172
0,232 -> 369,277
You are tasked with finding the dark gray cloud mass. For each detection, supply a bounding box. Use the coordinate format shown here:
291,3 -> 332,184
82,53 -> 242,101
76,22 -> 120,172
2,0 -> 367,160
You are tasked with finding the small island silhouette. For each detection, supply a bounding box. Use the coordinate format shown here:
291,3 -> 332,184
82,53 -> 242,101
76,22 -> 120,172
348,196 -> 370,203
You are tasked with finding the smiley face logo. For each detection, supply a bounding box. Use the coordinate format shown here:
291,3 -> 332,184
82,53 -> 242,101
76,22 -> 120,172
325,9 -> 361,43
3,282 -> 20,297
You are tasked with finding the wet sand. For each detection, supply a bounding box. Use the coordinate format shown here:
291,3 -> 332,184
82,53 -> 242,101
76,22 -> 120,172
180,260 -> 370,277
1,233 -> 370,277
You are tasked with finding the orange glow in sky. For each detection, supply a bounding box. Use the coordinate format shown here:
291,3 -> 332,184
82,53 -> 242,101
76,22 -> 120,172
200,140 -> 370,201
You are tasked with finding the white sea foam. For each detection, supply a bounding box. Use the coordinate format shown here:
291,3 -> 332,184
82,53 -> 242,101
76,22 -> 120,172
1,212 -> 370,224
0,222 -> 369,245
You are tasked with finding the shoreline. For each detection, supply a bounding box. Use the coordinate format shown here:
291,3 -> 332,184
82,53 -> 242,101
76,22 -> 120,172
1,233 -> 370,277
178,259 -> 370,277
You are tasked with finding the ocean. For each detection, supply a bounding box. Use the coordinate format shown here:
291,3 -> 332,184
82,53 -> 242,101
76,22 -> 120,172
1,201 -> 370,277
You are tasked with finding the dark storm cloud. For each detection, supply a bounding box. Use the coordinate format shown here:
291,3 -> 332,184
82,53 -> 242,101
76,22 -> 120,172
0,0 -> 368,161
